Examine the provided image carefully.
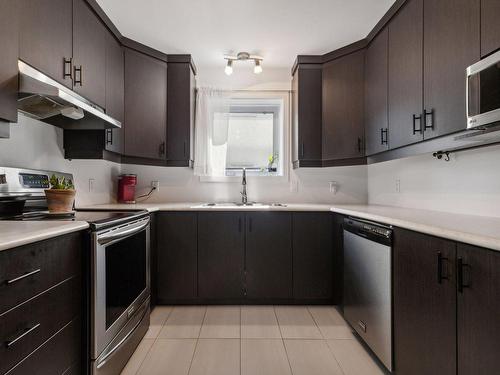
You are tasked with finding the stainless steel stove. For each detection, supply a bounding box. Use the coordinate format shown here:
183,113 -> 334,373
0,166 -> 151,374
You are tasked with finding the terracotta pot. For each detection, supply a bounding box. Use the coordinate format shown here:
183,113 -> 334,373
44,189 -> 76,213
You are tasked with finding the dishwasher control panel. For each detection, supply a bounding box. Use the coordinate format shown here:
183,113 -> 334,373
344,218 -> 392,245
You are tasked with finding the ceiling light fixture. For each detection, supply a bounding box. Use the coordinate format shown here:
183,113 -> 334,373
224,52 -> 263,75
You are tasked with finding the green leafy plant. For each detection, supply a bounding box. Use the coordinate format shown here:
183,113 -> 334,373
49,174 -> 74,190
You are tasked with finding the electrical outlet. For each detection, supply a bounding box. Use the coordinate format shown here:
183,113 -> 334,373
395,179 -> 401,193
88,178 -> 95,192
329,181 -> 338,194
151,180 -> 160,191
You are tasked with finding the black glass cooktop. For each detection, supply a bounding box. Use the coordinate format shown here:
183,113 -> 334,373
0,209 -> 149,230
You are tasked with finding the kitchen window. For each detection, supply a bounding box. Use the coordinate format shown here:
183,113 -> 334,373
194,90 -> 287,178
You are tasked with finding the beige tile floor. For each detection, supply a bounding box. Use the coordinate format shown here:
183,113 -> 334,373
121,305 -> 385,375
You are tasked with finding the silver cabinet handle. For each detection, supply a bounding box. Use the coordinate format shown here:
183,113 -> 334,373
6,323 -> 41,348
6,269 -> 41,285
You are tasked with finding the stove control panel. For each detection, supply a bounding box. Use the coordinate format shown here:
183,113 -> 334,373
19,173 -> 50,189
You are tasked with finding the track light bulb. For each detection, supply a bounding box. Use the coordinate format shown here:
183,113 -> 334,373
225,60 -> 233,76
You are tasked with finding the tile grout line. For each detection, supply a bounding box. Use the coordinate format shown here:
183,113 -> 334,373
276,305 -> 295,375
133,306 -> 173,375
186,305 -> 207,375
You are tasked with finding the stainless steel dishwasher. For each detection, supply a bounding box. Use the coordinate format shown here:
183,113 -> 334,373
343,217 -> 393,371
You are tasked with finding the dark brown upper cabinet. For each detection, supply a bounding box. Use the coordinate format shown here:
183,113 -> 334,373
104,32 -> 125,154
72,0 -> 107,108
0,0 -> 19,124
423,0 -> 480,140
322,50 -> 365,164
365,28 -> 389,156
393,228 -> 457,375
124,48 -> 167,160
19,0 -> 73,89
457,244 -> 500,375
291,64 -> 323,167
388,0 -> 424,149
167,60 -> 196,166
481,0 -> 500,58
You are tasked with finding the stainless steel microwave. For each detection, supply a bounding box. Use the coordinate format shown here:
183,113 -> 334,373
467,49 -> 500,130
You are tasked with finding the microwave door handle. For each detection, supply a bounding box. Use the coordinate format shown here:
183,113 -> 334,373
97,218 -> 150,245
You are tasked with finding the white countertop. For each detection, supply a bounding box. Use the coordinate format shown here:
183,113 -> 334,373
0,221 -> 89,252
330,205 -> 500,251
78,202 -> 334,212
80,202 -> 500,251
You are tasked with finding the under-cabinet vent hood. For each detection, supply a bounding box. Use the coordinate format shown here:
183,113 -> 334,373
17,61 -> 121,129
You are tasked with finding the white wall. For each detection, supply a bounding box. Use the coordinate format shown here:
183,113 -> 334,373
0,115 -> 121,206
368,145 -> 500,217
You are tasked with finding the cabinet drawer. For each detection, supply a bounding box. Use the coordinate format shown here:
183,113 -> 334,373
0,232 -> 82,314
0,277 -> 80,374
5,318 -> 81,375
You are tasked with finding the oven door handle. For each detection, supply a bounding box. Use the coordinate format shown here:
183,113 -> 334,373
97,217 -> 150,245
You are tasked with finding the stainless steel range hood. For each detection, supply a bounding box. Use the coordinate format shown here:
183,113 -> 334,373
17,61 -> 121,129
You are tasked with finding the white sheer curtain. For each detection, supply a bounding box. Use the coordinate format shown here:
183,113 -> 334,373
193,88 -> 231,176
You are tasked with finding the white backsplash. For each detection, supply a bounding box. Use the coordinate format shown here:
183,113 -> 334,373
368,144 -> 500,217
121,163 -> 368,205
0,115 -> 121,206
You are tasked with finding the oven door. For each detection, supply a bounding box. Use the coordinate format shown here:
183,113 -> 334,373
91,216 -> 150,359
467,50 -> 500,129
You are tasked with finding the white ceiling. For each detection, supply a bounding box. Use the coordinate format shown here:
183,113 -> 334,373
97,0 -> 396,68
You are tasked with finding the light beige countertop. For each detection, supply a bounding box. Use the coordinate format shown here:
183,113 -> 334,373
77,202 -> 334,212
0,221 -> 89,252
331,205 -> 500,251
80,202 -> 500,251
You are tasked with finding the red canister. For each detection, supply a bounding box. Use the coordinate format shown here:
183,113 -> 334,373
117,174 -> 137,203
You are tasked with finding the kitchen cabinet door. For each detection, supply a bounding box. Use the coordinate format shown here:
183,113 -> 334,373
292,64 -> 323,167
19,0 -> 73,88
365,28 -> 389,155
423,0 -> 480,140
73,0 -> 107,108
322,50 -> 365,162
198,212 -> 245,300
393,228 -> 456,375
156,213 -> 198,302
105,32 -> 124,154
480,0 -> 500,58
245,212 -> 292,300
292,213 -> 333,300
124,48 -> 167,160
0,0 -> 18,124
167,62 -> 195,166
388,0 -> 424,149
457,244 -> 500,375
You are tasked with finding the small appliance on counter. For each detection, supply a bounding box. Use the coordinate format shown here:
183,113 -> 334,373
117,174 -> 137,204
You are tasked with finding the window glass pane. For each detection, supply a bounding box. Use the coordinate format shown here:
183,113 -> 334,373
226,113 -> 274,169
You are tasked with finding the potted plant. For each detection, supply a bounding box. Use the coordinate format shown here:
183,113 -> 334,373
44,174 -> 76,213
267,153 -> 279,173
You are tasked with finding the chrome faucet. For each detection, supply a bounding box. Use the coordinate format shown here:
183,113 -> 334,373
241,168 -> 248,205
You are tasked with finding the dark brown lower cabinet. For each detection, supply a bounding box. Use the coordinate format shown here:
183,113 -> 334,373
0,232 -> 83,375
457,244 -> 500,375
245,212 -> 292,300
156,213 -> 197,302
292,212 -> 333,300
198,212 -> 245,300
393,228 -> 457,375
